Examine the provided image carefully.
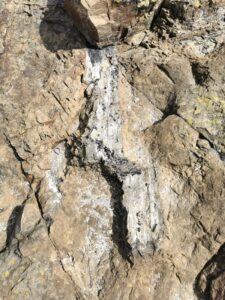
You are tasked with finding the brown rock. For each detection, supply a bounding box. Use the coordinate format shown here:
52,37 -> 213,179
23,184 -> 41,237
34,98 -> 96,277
0,0 -> 225,299
64,0 -> 153,47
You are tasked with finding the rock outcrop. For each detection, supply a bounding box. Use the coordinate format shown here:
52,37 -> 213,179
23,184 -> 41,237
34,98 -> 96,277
64,0 -> 158,47
0,0 -> 225,299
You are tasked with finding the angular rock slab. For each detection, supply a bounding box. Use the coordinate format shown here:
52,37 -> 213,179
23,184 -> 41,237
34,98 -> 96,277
64,0 -> 152,47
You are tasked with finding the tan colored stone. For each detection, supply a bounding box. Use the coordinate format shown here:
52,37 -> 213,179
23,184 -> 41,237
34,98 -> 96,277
64,0 -> 154,47
0,0 -> 225,298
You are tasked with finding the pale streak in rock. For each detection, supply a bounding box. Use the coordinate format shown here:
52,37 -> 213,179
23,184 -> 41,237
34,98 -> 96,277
46,143 -> 66,205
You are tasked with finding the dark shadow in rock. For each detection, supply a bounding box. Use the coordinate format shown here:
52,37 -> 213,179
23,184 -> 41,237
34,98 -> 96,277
151,0 -> 187,37
6,205 -> 24,249
100,162 -> 134,267
191,62 -> 210,86
194,242 -> 225,300
39,0 -> 88,52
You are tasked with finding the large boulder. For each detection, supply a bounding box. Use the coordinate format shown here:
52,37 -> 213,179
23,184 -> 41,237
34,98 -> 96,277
64,0 -> 154,47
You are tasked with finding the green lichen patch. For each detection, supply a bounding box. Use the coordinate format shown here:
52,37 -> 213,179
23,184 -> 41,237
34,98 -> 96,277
179,94 -> 225,151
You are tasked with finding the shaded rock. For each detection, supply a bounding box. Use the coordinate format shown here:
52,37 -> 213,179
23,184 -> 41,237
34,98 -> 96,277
64,0 -> 155,47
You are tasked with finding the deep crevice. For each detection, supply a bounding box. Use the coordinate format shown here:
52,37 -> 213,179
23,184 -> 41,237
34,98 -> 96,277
150,0 -> 166,30
163,91 -> 178,117
153,92 -> 179,125
100,161 -> 133,266
198,133 -> 214,149
194,242 -> 225,299
5,205 -> 25,250
4,138 -> 25,162
151,0 -> 188,38
191,62 -> 210,86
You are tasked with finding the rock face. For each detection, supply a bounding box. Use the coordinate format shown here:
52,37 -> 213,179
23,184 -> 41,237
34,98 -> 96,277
0,0 -> 225,299
64,0 -> 156,47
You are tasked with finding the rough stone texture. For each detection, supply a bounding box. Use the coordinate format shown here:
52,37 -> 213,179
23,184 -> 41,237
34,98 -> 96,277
64,0 -> 159,47
0,0 -> 225,299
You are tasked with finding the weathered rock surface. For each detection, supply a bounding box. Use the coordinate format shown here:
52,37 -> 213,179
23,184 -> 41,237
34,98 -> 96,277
0,0 -> 225,299
64,0 -> 158,47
